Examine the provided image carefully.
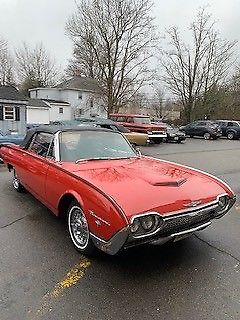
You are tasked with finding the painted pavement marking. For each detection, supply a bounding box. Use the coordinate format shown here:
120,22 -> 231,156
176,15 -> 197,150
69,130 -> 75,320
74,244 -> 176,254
27,257 -> 91,319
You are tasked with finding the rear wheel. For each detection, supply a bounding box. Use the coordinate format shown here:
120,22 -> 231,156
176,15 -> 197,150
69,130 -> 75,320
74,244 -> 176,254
154,139 -> 162,144
67,201 -> 96,256
12,169 -> 25,193
227,131 -> 235,140
203,132 -> 211,140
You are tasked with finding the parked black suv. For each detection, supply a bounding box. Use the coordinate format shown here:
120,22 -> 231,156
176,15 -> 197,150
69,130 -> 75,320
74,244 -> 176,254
180,121 -> 222,140
215,120 -> 240,140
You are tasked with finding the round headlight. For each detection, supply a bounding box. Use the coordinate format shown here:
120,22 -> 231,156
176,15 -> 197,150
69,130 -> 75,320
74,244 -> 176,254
218,196 -> 228,209
141,216 -> 155,230
130,219 -> 141,233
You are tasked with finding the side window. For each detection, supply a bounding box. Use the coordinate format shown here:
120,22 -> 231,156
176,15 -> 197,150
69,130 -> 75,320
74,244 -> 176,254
117,117 -> 127,122
110,125 -> 119,132
197,121 -> 206,126
127,117 -> 134,123
28,132 -> 54,158
100,124 -> 111,130
228,122 -> 234,127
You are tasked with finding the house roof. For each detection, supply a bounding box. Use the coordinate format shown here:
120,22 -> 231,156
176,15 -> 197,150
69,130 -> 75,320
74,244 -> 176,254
42,98 -> 70,105
27,98 -> 50,108
55,76 -> 101,93
0,86 -> 27,101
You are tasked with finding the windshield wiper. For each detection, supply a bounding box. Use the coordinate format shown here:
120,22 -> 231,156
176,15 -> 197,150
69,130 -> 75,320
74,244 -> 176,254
75,157 -> 110,164
75,156 -> 138,164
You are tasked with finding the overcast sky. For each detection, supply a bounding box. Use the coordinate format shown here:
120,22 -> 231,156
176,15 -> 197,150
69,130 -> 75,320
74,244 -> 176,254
0,0 -> 240,70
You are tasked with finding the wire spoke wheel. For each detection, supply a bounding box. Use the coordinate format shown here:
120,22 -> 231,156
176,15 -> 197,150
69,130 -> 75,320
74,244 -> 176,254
12,169 -> 25,192
68,205 -> 90,250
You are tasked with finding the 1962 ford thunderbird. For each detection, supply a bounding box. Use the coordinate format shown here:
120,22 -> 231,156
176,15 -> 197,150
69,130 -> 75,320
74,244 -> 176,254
0,126 -> 236,255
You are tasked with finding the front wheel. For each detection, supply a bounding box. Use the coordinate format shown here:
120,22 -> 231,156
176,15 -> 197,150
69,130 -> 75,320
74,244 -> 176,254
67,201 -> 96,256
203,132 -> 211,140
12,169 -> 25,193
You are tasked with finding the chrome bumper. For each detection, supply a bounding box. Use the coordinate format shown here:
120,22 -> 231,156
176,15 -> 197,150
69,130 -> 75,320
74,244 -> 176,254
91,196 -> 236,255
148,134 -> 167,139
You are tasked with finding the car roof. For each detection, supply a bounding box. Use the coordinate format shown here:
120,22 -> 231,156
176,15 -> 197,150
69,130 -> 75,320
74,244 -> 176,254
109,113 -> 149,118
21,125 -> 118,148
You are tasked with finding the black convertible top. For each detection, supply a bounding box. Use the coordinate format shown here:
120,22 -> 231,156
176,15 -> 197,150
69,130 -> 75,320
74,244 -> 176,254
21,125 -> 117,149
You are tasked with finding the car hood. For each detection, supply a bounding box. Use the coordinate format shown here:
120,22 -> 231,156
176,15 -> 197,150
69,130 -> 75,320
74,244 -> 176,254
61,157 -> 233,221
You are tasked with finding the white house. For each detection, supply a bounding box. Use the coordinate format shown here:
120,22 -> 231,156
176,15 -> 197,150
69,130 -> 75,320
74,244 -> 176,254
29,76 -> 106,120
27,98 -> 71,124
42,99 -> 71,122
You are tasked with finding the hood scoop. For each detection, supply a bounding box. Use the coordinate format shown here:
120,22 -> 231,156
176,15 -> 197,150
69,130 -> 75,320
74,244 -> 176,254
152,178 -> 187,187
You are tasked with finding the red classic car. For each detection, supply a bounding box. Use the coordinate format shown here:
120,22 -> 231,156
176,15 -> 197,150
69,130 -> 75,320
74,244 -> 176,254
0,126 -> 236,255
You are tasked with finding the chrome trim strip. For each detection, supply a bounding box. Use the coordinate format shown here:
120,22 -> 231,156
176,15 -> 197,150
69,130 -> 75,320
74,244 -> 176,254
54,131 -> 61,162
130,211 -> 162,224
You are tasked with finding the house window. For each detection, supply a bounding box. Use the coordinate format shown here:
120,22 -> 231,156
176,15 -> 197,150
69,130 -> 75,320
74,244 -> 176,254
59,107 -> 64,114
90,99 -> 93,108
78,93 -> 82,100
4,106 -> 15,120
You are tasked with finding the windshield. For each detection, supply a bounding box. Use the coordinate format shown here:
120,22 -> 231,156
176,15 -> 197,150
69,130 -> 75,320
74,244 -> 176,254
133,117 -> 151,125
59,131 -> 137,162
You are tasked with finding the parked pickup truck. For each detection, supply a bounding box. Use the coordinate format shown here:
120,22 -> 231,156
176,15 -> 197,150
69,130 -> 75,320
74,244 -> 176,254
109,114 -> 167,143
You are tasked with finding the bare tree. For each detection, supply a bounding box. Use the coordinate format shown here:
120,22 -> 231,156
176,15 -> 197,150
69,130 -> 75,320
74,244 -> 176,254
15,43 -> 59,94
0,38 -> 15,86
66,0 -> 157,115
162,8 -> 237,123
149,85 -> 166,118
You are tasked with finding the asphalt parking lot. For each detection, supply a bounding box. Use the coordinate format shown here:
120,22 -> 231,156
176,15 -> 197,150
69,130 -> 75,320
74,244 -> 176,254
1,138 -> 240,320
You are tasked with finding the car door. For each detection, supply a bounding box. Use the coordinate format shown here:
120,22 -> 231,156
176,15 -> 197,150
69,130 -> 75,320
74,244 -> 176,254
219,122 -> 227,136
194,121 -> 206,136
185,123 -> 196,135
22,132 -> 54,203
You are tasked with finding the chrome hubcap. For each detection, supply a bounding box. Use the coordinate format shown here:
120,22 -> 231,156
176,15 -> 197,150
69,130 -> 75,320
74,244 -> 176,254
68,206 -> 89,249
204,133 -> 210,140
13,172 -> 20,189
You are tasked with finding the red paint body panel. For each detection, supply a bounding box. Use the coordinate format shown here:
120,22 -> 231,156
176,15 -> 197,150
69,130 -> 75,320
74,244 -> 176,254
61,157 -> 233,221
0,143 -> 234,242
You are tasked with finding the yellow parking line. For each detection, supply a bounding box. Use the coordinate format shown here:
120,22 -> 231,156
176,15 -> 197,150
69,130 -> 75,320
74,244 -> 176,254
28,257 -> 91,319
51,258 -> 91,298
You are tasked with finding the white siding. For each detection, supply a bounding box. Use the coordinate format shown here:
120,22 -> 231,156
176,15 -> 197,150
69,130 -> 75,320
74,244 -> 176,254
27,107 -> 50,124
49,104 -> 71,121
29,87 -> 107,119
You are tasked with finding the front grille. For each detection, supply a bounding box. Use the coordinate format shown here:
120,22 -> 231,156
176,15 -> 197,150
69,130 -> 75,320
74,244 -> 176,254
152,131 -> 165,134
159,210 -> 214,236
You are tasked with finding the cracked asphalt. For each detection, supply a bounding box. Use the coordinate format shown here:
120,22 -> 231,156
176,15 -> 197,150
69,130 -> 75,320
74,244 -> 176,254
0,138 -> 240,320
